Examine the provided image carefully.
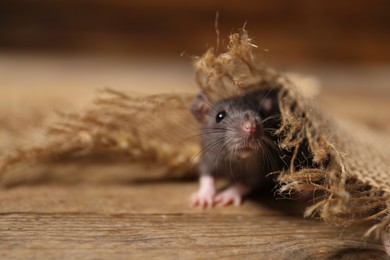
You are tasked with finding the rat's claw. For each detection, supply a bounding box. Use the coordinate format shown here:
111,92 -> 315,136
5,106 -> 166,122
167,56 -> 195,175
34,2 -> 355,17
214,184 -> 251,207
214,189 -> 242,207
191,189 -> 216,208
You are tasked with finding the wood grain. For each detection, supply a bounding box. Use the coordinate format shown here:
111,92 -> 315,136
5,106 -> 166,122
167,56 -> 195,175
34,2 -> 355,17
0,183 -> 387,259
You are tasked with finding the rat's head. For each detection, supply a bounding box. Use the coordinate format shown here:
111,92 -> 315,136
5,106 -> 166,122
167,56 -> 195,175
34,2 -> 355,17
191,90 -> 279,160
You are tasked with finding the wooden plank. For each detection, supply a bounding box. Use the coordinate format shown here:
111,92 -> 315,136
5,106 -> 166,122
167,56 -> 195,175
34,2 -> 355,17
0,183 -> 387,259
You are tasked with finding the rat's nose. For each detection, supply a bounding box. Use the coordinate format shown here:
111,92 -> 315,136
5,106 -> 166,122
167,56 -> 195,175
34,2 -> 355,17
243,121 -> 256,134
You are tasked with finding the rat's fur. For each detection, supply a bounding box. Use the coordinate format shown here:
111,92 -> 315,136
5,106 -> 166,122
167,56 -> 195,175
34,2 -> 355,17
195,90 -> 284,189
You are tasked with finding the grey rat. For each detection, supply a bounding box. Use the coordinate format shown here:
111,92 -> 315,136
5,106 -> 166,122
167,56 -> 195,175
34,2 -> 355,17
190,89 -> 289,207
190,89 -> 390,257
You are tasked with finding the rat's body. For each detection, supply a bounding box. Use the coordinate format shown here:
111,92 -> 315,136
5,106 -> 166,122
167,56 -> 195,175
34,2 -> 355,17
191,89 -> 288,207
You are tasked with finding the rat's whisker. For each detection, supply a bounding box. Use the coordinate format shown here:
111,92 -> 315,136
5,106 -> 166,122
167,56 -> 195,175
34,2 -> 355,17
260,114 -> 280,125
192,136 -> 226,161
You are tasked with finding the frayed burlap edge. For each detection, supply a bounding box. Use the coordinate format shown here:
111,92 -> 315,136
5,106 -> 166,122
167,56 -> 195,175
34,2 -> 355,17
0,89 -> 200,184
193,29 -> 390,238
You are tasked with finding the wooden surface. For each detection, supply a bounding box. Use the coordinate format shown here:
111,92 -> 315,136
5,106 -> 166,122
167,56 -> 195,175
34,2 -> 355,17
0,55 -> 390,259
0,182 -> 387,259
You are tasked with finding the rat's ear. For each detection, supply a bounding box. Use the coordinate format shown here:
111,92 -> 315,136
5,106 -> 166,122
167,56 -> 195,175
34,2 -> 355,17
190,92 -> 211,123
260,91 -> 279,115
262,97 -> 273,112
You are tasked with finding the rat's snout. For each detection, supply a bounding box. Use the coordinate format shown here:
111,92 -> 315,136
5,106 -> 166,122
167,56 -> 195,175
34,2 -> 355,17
242,120 -> 257,134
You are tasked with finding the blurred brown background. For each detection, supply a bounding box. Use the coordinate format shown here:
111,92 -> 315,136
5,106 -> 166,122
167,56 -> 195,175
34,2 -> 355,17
1,0 -> 390,65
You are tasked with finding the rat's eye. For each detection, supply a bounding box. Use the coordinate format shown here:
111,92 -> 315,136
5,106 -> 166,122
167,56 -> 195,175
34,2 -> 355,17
216,111 -> 226,123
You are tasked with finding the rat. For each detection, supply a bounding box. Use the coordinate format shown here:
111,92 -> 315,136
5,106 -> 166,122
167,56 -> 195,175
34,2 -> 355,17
190,89 -> 390,256
190,89 -> 289,208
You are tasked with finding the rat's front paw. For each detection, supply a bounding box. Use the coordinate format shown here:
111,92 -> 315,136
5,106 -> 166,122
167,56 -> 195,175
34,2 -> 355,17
214,184 -> 251,207
191,175 -> 216,208
191,188 -> 216,208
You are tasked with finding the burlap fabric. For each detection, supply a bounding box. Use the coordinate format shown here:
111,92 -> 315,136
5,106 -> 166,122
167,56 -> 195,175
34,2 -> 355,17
1,30 -> 389,238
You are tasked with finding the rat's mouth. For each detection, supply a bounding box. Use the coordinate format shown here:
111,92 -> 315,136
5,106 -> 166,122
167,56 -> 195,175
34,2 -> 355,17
236,145 -> 256,159
232,137 -> 259,159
